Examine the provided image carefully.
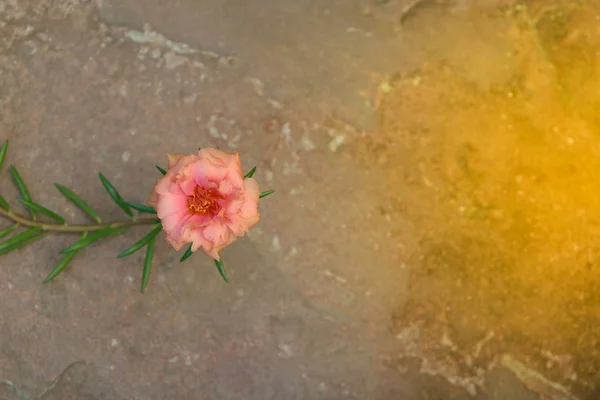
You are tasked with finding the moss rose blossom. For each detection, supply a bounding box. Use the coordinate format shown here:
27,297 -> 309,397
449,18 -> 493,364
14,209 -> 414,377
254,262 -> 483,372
150,148 -> 260,260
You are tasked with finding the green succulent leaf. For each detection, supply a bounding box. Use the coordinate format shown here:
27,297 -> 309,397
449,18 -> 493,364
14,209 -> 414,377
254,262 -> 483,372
0,225 -> 18,240
0,227 -> 46,255
180,244 -> 193,262
98,173 -> 133,217
60,226 -> 130,254
156,165 -> 167,176
0,227 -> 42,251
259,190 -> 275,199
244,166 -> 257,179
117,224 -> 162,259
9,166 -> 35,217
141,236 -> 156,293
0,232 -> 47,256
55,184 -> 102,223
124,201 -> 157,215
43,251 -> 77,283
215,259 -> 229,283
0,194 -> 10,211
44,232 -> 87,283
0,140 -> 8,171
17,199 -> 65,224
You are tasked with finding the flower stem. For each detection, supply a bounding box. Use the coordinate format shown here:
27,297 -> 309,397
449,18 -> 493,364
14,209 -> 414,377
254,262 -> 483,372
0,208 -> 159,234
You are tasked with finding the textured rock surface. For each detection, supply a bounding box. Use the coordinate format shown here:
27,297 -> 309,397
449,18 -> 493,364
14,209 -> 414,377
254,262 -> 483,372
0,0 -> 543,399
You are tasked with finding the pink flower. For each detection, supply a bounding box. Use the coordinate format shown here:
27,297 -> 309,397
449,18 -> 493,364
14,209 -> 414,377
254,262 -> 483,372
150,148 -> 260,260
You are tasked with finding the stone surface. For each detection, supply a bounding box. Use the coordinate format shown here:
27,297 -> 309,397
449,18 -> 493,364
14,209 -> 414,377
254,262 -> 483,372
0,0 -> 546,399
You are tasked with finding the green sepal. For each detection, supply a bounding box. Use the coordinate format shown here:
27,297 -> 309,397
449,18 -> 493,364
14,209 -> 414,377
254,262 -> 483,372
117,224 -> 162,259
141,236 -> 156,293
0,140 -> 8,171
60,226 -> 130,254
98,173 -> 133,217
0,232 -> 47,256
124,201 -> 157,214
0,225 -> 18,240
0,227 -> 42,253
244,166 -> 257,179
17,199 -> 65,224
0,194 -> 10,211
215,259 -> 229,283
259,190 -> 275,199
156,165 -> 167,176
55,184 -> 102,223
43,251 -> 77,283
9,166 -> 35,217
180,244 -> 193,262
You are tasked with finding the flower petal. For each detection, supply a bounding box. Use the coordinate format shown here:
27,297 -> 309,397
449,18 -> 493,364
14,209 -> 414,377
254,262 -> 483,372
161,208 -> 189,232
199,148 -> 232,166
242,178 -> 260,211
202,221 -> 230,242
192,158 -> 230,187
149,179 -> 160,207
176,165 -> 198,195
188,229 -> 213,253
162,211 -> 193,249
224,152 -> 244,189
218,179 -> 233,196
200,235 -> 237,260
167,153 -> 188,168
156,194 -> 189,219
240,178 -> 260,220
168,154 -> 200,177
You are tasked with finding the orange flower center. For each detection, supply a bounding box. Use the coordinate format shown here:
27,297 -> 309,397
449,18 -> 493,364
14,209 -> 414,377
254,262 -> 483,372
188,186 -> 222,216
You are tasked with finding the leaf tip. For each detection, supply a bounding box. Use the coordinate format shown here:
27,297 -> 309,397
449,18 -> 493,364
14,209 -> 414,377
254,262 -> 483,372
156,165 -> 167,176
259,189 -> 275,199
180,244 -> 194,262
215,259 -> 229,283
244,166 -> 257,179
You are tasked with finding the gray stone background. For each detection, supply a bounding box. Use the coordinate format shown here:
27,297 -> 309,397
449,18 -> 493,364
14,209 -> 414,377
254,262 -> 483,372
0,0 -> 560,399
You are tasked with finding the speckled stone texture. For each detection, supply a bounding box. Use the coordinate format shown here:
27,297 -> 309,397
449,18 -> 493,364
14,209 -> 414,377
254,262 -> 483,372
0,0 -> 540,399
